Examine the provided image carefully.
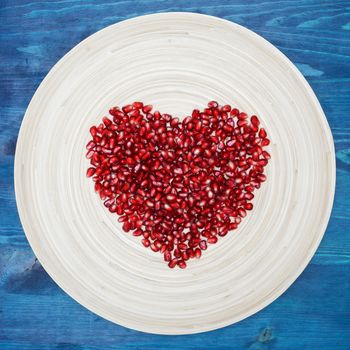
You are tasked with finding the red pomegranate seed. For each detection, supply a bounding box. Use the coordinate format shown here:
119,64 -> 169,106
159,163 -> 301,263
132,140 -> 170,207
207,236 -> 218,244
133,101 -> 143,109
164,251 -> 171,262
142,105 -> 153,114
133,229 -> 143,236
263,150 -> 271,159
257,173 -> 267,182
168,259 -> 178,268
86,101 -> 270,268
86,167 -> 95,177
245,203 -> 253,210
178,260 -> 187,269
238,112 -> 247,120
199,240 -> 207,250
222,105 -> 231,112
102,117 -> 112,126
194,248 -> 202,258
90,126 -> 98,136
122,222 -> 131,232
208,101 -> 218,108
142,238 -> 150,247
251,115 -> 260,127
122,104 -> 133,113
259,128 -> 267,138
150,243 -> 159,252
238,208 -> 247,217
261,138 -> 270,146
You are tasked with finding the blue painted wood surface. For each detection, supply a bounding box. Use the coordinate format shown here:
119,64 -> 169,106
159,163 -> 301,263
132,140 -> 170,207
1,0 -> 349,349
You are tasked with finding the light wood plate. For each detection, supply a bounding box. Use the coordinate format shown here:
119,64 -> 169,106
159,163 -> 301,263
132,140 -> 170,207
15,13 -> 335,334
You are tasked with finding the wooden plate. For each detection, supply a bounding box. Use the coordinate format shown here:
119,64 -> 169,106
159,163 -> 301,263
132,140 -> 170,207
14,13 -> 335,334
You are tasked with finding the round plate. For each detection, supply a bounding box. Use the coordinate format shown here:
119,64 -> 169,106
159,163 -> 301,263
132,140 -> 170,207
15,13 -> 335,334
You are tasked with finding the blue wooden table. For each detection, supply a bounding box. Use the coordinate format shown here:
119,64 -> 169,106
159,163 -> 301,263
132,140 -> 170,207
1,1 -> 349,349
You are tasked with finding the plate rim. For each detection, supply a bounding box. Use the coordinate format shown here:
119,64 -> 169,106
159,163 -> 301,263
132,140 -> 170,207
14,12 -> 336,334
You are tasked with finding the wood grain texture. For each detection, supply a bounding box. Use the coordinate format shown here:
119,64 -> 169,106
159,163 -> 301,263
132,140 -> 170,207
0,0 -> 349,348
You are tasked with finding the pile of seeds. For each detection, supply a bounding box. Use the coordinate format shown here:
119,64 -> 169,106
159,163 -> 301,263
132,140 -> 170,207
86,101 -> 270,268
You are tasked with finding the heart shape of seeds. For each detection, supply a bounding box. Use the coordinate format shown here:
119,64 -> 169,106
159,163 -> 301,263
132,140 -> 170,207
86,101 -> 270,269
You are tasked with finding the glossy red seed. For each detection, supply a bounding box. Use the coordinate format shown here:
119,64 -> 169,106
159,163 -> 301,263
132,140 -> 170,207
263,150 -> 271,159
142,238 -> 150,247
164,251 -> 171,262
90,126 -> 98,136
230,108 -> 239,116
222,104 -> 231,112
199,240 -> 207,250
122,104 -> 133,113
238,208 -> 247,217
251,115 -> 260,126
133,101 -> 143,109
166,194 -> 176,202
261,138 -> 270,146
122,222 -> 130,232
238,112 -> 247,120
245,192 -> 254,200
178,243 -> 187,250
142,105 -> 153,113
178,260 -> 187,269
168,259 -> 178,268
86,141 -> 95,150
194,248 -> 202,258
245,203 -> 253,210
259,128 -> 267,138
208,101 -> 218,108
257,173 -> 267,182
150,243 -> 159,252
103,117 -> 112,126
133,229 -> 143,236
207,236 -> 218,244
86,167 -> 95,177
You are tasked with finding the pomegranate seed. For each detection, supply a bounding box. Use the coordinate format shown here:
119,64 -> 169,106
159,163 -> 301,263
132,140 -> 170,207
208,101 -> 218,108
142,105 -> 153,114
251,115 -> 260,126
199,241 -> 207,250
263,150 -> 271,159
166,194 -> 176,202
150,243 -> 159,252
90,126 -> 98,136
122,104 -> 133,113
175,260 -> 186,269
238,208 -> 247,217
257,173 -> 267,182
86,141 -> 95,150
194,248 -> 202,258
164,251 -> 171,262
168,259 -> 178,268
207,236 -> 218,244
133,229 -> 143,236
222,105 -> 231,112
238,112 -> 247,120
133,101 -> 143,109
102,117 -> 112,126
142,238 -> 150,247
86,101 -> 270,268
259,128 -> 267,138
86,167 -> 95,177
261,138 -> 270,146
178,243 -> 187,250
122,222 -> 130,232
